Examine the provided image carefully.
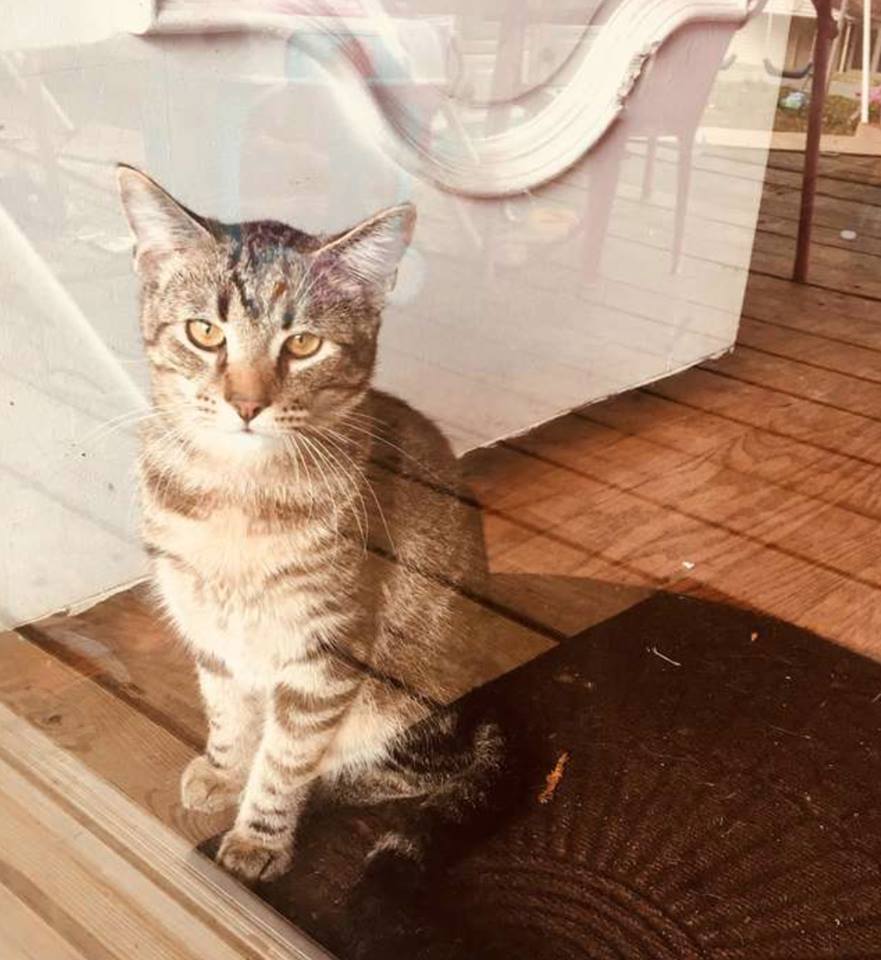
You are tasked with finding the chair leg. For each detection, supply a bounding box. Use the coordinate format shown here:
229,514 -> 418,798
671,134 -> 694,274
582,133 -> 627,284
642,135 -> 658,201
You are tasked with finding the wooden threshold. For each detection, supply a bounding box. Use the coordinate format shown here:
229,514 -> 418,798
0,700 -> 333,960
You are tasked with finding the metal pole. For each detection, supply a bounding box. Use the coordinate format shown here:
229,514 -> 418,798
794,0 -> 838,283
862,0 -> 871,124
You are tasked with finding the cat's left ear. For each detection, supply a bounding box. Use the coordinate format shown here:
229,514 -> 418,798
116,164 -> 213,277
315,203 -> 416,294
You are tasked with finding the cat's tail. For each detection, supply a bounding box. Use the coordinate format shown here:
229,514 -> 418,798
368,717 -> 505,868
344,719 -> 510,959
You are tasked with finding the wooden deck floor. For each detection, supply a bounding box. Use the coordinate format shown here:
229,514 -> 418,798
463,149 -> 881,662
3,148 -> 881,957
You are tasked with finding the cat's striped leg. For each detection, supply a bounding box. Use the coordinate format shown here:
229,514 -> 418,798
217,653 -> 361,882
181,656 -> 262,813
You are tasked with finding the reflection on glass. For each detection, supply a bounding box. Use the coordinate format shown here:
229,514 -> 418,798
0,2 -> 799,958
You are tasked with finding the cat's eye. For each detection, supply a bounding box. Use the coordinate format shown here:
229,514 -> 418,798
284,332 -> 323,359
186,319 -> 225,351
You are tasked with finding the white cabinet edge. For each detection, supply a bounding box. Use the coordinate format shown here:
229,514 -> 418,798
3,0 -> 157,51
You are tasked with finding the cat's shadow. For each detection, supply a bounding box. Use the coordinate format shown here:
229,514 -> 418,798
197,571 -> 653,957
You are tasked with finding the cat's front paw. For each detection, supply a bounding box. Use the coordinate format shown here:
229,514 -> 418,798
180,755 -> 243,813
216,829 -> 292,883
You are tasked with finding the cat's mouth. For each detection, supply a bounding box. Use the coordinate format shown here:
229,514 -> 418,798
197,412 -> 305,450
232,425 -> 275,441
206,422 -> 281,453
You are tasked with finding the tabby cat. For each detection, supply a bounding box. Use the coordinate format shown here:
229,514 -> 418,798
116,165 -> 501,888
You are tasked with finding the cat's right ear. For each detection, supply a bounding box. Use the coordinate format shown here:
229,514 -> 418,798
116,164 -> 213,276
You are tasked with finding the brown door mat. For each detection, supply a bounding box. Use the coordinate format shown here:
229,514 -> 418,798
205,592 -> 881,959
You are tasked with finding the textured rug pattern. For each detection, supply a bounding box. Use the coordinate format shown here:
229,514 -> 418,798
235,593 -> 881,958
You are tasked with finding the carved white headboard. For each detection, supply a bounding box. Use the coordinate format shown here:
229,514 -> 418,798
150,0 -> 757,195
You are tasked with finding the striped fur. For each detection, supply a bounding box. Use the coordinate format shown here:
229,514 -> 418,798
118,167 -> 500,884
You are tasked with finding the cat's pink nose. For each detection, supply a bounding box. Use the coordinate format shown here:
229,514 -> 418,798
230,399 -> 265,423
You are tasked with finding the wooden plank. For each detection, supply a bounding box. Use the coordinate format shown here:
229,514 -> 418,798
31,586 -> 205,751
763,164 -> 881,211
798,578 -> 881,661
741,272 -> 881,351
419,587 -> 556,698
628,447 -> 881,586
630,434 -> 869,584
759,191 -> 881,250
488,521 -> 666,590
703,338 -> 881,419
679,540 -> 850,628
569,143 -> 881,279
578,389 -> 750,457
0,762 -> 234,960
767,150 -> 881,187
585,388 -> 881,527
537,175 -> 881,317
814,153 -> 881,184
471,369 -> 881,650
466,420 -> 723,592
757,209 -> 881,259
627,142 -> 881,237
490,480 -> 758,592
736,316 -> 881,384
480,571 -> 652,640
0,883 -> 88,960
622,143 -> 881,260
0,705 -> 332,960
0,630 -> 225,847
649,366 -> 881,469
750,229 -> 881,299
478,433 -> 763,592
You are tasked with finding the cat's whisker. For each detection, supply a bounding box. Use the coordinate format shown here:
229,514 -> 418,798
79,398 -> 190,443
311,426 -> 394,555
297,431 -> 350,543
298,439 -> 319,520
308,429 -> 370,553
282,431 -> 319,519
313,427 -> 380,550
77,406 -> 169,449
339,409 -> 388,429
146,443 -> 184,509
284,431 -> 303,490
336,414 -> 439,482
144,423 -> 195,506
80,405 -> 152,436
291,431 -> 324,506
307,430 -> 366,547
306,436 -> 348,534
283,430 -> 319,518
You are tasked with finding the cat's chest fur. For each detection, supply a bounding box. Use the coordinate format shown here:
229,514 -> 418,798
151,504 -> 315,586
148,502 -> 334,680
